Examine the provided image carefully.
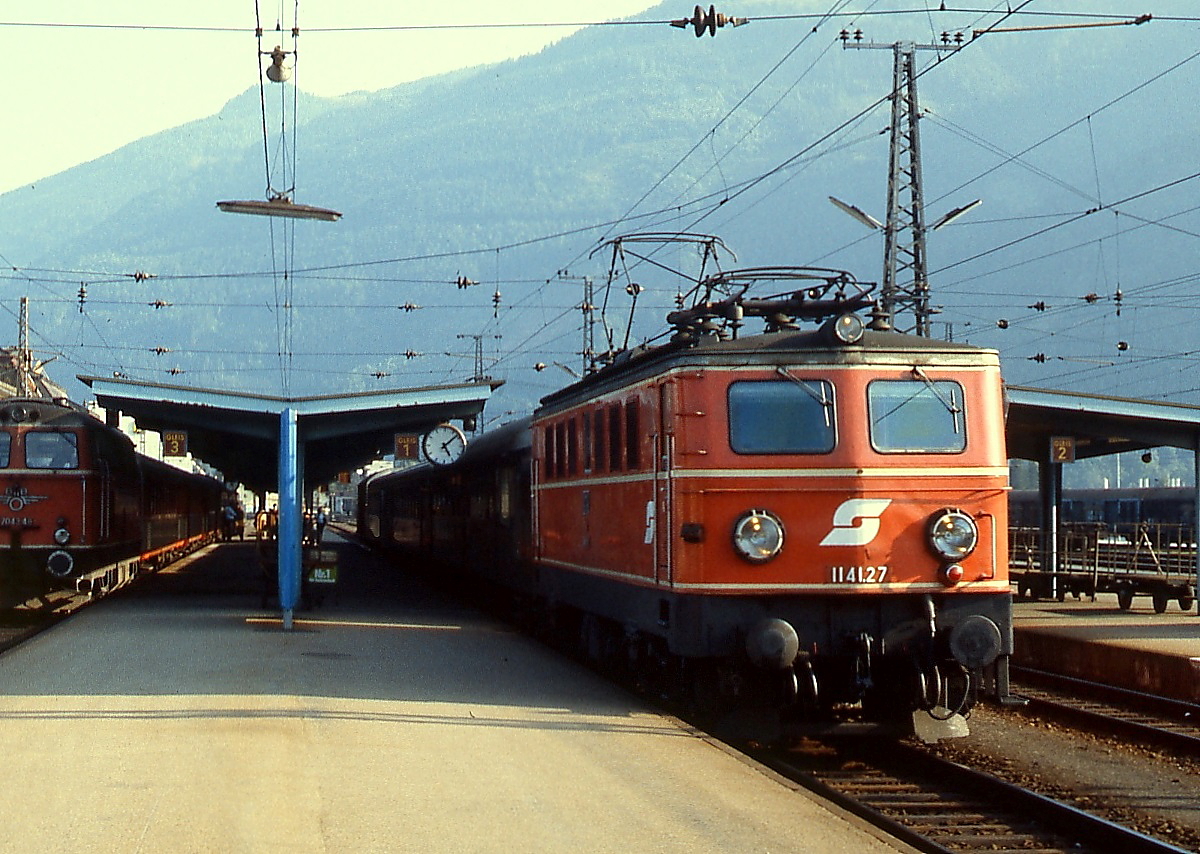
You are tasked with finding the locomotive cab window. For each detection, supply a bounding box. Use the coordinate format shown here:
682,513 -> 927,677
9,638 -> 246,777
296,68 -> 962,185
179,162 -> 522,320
0,433 -> 9,467
868,378 -> 965,453
728,379 -> 835,454
26,430 -> 80,469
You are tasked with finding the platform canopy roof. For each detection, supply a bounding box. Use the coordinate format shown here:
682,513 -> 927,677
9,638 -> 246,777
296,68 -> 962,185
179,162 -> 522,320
76,377 -> 1200,489
1006,385 -> 1200,462
79,375 -> 501,493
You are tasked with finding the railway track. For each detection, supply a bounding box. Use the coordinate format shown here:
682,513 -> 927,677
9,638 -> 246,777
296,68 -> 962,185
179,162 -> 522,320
1012,666 -> 1200,757
749,738 -> 1192,853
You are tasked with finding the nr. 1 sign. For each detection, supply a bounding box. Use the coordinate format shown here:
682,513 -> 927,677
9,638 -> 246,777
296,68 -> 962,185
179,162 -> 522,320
394,433 -> 419,461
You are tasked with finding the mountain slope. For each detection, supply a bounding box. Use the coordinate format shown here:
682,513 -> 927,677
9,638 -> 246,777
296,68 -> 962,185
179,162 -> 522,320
0,0 -> 1195,416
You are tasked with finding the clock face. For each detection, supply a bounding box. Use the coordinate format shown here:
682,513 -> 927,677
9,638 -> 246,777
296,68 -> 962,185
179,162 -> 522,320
422,424 -> 467,465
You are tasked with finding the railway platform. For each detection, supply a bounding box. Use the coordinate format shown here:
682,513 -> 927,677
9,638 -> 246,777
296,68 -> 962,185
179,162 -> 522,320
0,532 -> 909,854
1012,594 -> 1200,703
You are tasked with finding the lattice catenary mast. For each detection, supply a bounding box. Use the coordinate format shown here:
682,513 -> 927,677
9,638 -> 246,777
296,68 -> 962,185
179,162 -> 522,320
841,32 -> 964,336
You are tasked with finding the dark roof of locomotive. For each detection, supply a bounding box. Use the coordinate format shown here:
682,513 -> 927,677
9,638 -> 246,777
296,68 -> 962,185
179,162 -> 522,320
537,325 -> 996,412
0,396 -> 112,430
0,396 -> 221,487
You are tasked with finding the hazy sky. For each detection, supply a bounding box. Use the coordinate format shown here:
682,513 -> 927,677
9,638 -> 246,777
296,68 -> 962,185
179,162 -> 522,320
0,1 -> 659,194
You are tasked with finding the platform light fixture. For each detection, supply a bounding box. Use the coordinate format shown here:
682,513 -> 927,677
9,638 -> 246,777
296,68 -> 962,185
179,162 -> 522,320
828,196 -> 882,230
216,196 -> 342,222
264,45 -> 292,83
931,198 -> 982,230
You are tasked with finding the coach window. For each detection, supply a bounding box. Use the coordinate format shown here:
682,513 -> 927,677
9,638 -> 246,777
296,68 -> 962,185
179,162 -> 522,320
625,400 -> 640,469
26,430 -> 79,469
728,380 -> 835,454
0,433 -> 9,467
867,378 -> 965,453
469,491 -> 490,520
498,468 -> 514,520
608,404 -> 623,471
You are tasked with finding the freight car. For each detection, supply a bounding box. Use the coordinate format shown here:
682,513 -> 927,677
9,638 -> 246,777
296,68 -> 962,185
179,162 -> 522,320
1009,487 -> 1198,612
1009,486 -> 1196,529
361,264 -> 1016,740
0,397 -> 222,607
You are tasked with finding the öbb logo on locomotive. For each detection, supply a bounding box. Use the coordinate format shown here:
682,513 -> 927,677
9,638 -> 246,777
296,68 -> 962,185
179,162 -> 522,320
359,245 -> 1015,741
819,497 -> 893,547
3,484 -> 47,513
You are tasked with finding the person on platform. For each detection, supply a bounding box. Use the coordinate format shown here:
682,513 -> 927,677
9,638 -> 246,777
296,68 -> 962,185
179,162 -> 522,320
222,503 -> 237,542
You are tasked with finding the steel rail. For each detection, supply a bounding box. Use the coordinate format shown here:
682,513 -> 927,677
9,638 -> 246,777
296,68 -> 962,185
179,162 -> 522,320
748,739 -> 1193,854
1011,666 -> 1200,756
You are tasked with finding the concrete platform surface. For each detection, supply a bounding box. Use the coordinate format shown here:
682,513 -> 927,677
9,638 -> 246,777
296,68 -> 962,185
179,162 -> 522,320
1012,594 -> 1200,703
0,538 -> 907,854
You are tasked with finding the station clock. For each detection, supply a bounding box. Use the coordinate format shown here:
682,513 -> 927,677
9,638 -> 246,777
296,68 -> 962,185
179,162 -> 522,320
421,423 -> 467,465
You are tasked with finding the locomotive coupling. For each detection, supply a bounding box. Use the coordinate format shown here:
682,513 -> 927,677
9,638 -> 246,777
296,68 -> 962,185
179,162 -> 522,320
745,617 -> 800,670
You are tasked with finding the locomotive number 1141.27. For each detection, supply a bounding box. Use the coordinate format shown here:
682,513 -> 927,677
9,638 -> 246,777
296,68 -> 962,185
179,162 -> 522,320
830,565 -> 888,583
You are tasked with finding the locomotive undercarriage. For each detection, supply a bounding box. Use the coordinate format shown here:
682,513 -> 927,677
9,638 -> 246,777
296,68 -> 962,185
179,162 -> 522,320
0,540 -> 46,608
0,542 -> 137,607
544,572 -> 1015,741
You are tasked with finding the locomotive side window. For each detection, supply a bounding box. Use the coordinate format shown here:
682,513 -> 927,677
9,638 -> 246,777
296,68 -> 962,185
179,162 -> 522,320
625,400 -> 640,469
728,380 -> 835,454
868,379 -> 965,453
0,433 -> 9,467
554,422 -> 567,478
593,410 -> 606,474
608,404 -> 623,471
26,430 -> 79,469
567,417 -> 578,476
542,426 -> 555,480
582,412 -> 593,473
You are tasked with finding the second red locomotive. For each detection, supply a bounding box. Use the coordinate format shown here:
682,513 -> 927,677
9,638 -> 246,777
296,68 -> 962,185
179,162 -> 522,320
0,397 -> 222,608
362,264 -> 1015,739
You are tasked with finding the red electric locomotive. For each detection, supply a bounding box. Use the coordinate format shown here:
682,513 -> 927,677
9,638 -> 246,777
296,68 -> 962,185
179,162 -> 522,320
0,397 -> 222,607
362,261 -> 1015,739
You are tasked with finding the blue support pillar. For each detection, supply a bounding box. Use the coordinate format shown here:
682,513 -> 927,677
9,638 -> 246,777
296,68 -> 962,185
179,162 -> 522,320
278,407 -> 301,629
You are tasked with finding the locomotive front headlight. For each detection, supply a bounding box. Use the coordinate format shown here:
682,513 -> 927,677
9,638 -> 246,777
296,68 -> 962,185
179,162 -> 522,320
53,527 -> 71,545
831,312 -> 865,344
928,508 -> 978,561
732,509 -> 785,563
